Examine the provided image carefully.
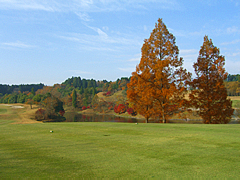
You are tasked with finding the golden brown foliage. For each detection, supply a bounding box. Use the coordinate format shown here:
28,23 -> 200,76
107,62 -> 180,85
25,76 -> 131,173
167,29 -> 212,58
188,36 -> 233,124
224,81 -> 240,96
127,18 -> 191,123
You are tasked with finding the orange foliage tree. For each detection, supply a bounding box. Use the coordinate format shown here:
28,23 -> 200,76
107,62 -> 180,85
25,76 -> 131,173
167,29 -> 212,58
188,36 -> 233,124
127,18 -> 191,123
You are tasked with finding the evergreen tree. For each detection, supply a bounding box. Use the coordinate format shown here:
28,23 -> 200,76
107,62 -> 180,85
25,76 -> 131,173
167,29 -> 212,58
72,89 -> 77,108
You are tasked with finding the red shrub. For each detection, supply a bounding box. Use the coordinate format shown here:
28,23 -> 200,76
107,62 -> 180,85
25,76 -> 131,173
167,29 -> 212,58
103,91 -> 111,96
127,108 -> 134,115
82,106 -> 87,110
59,110 -> 65,116
127,108 -> 137,116
35,108 -> 46,120
106,91 -> 111,96
114,104 -> 126,114
114,105 -> 119,113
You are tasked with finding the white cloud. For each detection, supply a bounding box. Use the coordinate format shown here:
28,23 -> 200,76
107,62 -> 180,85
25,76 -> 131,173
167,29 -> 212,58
230,0 -> 239,6
118,67 -> 135,72
227,26 -> 239,34
79,0 -> 93,7
127,54 -> 141,62
179,49 -> 199,74
226,51 -> 240,57
102,26 -> 109,31
232,52 -> 240,57
128,57 -> 140,62
0,0 -> 57,11
179,49 -> 198,62
0,0 -> 182,19
58,35 -> 81,42
143,25 -> 148,32
57,23 -> 141,52
68,70 -> 93,75
58,33 -> 117,52
169,27 -> 205,38
221,39 -> 240,45
1,41 -> 34,48
75,12 -> 91,21
225,59 -> 240,74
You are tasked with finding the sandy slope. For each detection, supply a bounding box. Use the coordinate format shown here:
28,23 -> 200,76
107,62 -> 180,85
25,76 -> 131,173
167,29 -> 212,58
0,104 -> 41,124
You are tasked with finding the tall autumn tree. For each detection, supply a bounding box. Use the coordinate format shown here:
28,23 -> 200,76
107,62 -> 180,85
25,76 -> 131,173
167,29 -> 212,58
127,18 -> 191,123
188,36 -> 233,124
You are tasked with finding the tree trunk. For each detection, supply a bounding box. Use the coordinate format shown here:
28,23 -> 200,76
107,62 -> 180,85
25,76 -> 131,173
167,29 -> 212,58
162,113 -> 166,123
161,102 -> 166,123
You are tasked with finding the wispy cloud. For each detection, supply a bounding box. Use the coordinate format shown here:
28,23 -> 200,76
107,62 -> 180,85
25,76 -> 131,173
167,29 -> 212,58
179,49 -> 199,74
227,26 -> 240,34
118,54 -> 141,73
57,23 -> 141,52
169,27 -> 205,38
68,70 -> 94,75
127,54 -> 141,62
128,57 -> 140,62
221,39 -> 240,45
118,67 -> 135,72
75,12 -> 91,21
179,49 -> 198,62
225,59 -> 240,74
0,0 -> 182,21
85,25 -> 108,39
0,0 -> 57,11
230,0 -> 239,6
225,51 -> 240,57
1,41 -> 34,48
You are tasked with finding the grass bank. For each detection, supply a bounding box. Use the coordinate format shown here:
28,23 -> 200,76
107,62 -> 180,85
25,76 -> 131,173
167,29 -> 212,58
1,105 -> 240,178
232,100 -> 240,108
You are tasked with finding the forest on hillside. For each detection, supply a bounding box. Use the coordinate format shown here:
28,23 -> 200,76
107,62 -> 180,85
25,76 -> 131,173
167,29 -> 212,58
225,74 -> 240,96
0,76 -> 130,107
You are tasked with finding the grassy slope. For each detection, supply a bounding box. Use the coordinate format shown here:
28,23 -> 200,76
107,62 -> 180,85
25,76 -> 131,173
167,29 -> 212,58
229,96 -> 240,108
1,105 -> 240,179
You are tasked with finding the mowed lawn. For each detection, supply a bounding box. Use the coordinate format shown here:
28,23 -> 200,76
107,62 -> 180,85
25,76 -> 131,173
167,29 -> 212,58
0,105 -> 240,178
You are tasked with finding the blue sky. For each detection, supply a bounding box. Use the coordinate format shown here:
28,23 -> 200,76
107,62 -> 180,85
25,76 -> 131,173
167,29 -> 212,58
0,0 -> 239,85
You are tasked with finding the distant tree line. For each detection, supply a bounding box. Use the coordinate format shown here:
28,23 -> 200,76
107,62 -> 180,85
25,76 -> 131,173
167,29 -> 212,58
61,76 -> 130,93
0,83 -> 44,96
224,74 -> 240,96
0,77 -> 130,110
225,74 -> 240,82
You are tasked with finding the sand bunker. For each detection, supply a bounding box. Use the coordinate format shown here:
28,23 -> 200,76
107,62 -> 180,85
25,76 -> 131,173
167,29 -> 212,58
2,104 -> 24,109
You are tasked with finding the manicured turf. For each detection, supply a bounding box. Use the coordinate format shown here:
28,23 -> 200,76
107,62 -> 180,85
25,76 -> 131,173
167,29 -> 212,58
232,100 -> 240,108
0,106 -> 240,178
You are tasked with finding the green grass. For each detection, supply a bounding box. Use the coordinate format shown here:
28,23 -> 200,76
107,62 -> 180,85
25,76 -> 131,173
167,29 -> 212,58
232,100 -> 240,108
1,106 -> 240,178
0,105 -> 9,113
